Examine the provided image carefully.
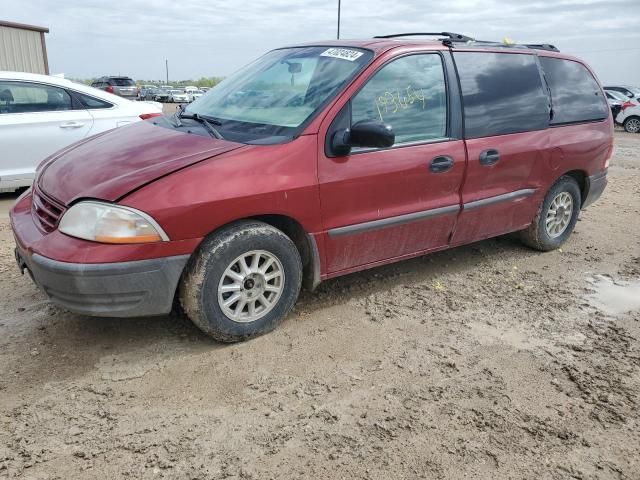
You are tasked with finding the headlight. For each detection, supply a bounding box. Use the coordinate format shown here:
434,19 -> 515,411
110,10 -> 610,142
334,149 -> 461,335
58,201 -> 169,244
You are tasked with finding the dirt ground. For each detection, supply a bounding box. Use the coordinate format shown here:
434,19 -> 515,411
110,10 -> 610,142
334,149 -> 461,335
1,131 -> 639,480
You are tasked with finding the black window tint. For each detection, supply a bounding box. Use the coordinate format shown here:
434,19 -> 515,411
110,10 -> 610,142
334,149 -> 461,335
454,52 -> 549,138
352,54 -> 447,145
111,78 -> 135,86
540,57 -> 608,125
74,92 -> 113,109
0,81 -> 72,114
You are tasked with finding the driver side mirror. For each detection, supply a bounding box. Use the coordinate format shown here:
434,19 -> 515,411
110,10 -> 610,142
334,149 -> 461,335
331,120 -> 395,157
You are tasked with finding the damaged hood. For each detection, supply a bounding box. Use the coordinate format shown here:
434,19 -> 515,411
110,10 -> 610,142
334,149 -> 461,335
38,121 -> 242,205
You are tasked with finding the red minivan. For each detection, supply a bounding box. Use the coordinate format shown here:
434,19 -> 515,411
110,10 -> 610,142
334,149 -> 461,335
11,33 -> 612,342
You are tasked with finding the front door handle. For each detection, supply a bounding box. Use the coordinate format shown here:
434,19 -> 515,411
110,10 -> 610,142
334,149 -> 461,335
479,149 -> 500,166
60,122 -> 85,129
429,155 -> 454,173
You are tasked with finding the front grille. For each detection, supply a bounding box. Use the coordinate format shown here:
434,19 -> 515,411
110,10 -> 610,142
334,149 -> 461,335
32,188 -> 65,233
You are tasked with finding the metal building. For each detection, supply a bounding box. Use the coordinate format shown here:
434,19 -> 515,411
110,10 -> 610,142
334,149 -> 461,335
0,20 -> 49,74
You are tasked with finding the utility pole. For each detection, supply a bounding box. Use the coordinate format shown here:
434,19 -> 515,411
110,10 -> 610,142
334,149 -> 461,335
337,0 -> 341,40
165,59 -> 169,84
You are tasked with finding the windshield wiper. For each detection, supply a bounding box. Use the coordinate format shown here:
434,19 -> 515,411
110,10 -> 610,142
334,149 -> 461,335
178,110 -> 224,139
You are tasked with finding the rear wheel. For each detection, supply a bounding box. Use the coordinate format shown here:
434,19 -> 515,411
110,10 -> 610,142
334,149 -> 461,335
179,221 -> 302,342
520,176 -> 581,251
623,116 -> 640,133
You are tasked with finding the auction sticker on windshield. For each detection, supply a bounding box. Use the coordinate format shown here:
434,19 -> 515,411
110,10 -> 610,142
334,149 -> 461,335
320,48 -> 364,61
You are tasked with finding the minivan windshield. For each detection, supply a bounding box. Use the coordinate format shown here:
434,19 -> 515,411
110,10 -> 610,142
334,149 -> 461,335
185,46 -> 372,143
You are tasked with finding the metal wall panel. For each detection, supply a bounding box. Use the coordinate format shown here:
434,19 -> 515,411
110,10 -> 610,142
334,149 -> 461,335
0,25 -> 46,74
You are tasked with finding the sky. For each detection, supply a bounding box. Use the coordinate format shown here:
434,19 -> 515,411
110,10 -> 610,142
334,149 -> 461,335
3,0 -> 640,84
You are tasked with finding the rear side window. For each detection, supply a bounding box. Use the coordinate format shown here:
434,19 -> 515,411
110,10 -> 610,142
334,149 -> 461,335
453,52 -> 549,138
540,57 -> 608,125
73,92 -> 113,109
110,78 -> 135,86
0,81 -> 72,114
351,54 -> 447,145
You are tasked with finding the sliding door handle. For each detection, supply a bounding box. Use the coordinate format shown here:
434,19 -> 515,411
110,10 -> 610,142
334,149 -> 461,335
479,149 -> 500,166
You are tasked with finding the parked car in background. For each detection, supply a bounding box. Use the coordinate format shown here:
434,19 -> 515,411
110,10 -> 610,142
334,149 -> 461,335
91,76 -> 138,100
604,85 -> 640,102
161,85 -> 174,90
605,89 -> 638,105
0,71 -> 163,191
184,86 -> 198,93
616,102 -> 640,133
605,91 -> 624,121
138,86 -> 155,101
187,89 -> 205,102
606,90 -> 639,129
148,88 -> 168,102
9,34 -> 612,342
167,89 -> 189,103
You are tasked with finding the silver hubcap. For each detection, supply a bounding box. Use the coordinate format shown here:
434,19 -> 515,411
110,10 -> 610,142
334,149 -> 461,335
626,118 -> 640,133
545,192 -> 573,238
218,250 -> 285,323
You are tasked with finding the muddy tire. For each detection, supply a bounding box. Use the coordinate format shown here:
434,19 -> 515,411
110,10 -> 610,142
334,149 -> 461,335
179,221 -> 302,342
520,176 -> 581,252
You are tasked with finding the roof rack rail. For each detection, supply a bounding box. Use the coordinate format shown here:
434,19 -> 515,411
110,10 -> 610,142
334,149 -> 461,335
373,32 -> 474,43
523,43 -> 559,52
373,33 -> 560,52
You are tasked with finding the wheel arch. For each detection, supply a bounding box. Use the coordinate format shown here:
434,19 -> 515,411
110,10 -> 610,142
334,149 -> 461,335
190,214 -> 322,292
560,169 -> 588,207
250,214 -> 321,291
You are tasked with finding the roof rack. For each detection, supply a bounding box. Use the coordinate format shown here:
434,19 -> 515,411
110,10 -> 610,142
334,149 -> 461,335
373,32 -> 474,43
373,32 -> 560,52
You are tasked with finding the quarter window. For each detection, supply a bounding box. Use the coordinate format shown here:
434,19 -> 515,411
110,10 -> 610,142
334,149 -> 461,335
540,57 -> 608,125
351,54 -> 447,145
0,82 -> 72,114
73,92 -> 113,109
453,52 -> 549,138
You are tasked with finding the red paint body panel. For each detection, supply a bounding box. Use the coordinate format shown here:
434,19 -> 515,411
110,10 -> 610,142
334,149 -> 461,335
451,130 -> 549,244
318,142 -> 465,272
39,121 -> 241,204
120,134 -> 322,239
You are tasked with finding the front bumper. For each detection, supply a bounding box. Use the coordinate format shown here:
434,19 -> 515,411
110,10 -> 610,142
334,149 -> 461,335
15,243 -> 189,317
582,170 -> 608,209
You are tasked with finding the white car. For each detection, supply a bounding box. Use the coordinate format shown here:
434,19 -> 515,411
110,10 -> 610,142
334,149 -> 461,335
616,103 -> 640,133
187,89 -> 205,102
0,71 -> 163,191
167,90 -> 189,103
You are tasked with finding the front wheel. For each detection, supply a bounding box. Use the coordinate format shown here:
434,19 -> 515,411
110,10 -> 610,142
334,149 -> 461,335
520,176 -> 581,251
179,221 -> 302,342
623,116 -> 640,134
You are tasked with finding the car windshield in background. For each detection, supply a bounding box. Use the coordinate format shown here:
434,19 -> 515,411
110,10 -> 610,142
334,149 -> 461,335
185,46 -> 373,143
111,78 -> 135,86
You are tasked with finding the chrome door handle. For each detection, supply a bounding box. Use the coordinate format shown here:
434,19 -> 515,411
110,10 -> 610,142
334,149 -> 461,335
60,122 -> 85,129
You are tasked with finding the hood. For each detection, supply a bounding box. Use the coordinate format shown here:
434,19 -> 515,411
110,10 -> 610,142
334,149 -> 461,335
38,121 -> 242,205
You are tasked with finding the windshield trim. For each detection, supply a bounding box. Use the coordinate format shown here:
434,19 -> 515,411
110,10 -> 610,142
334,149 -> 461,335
186,45 -> 375,145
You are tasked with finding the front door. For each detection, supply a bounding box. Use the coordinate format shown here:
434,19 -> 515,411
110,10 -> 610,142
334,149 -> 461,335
318,52 -> 466,275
